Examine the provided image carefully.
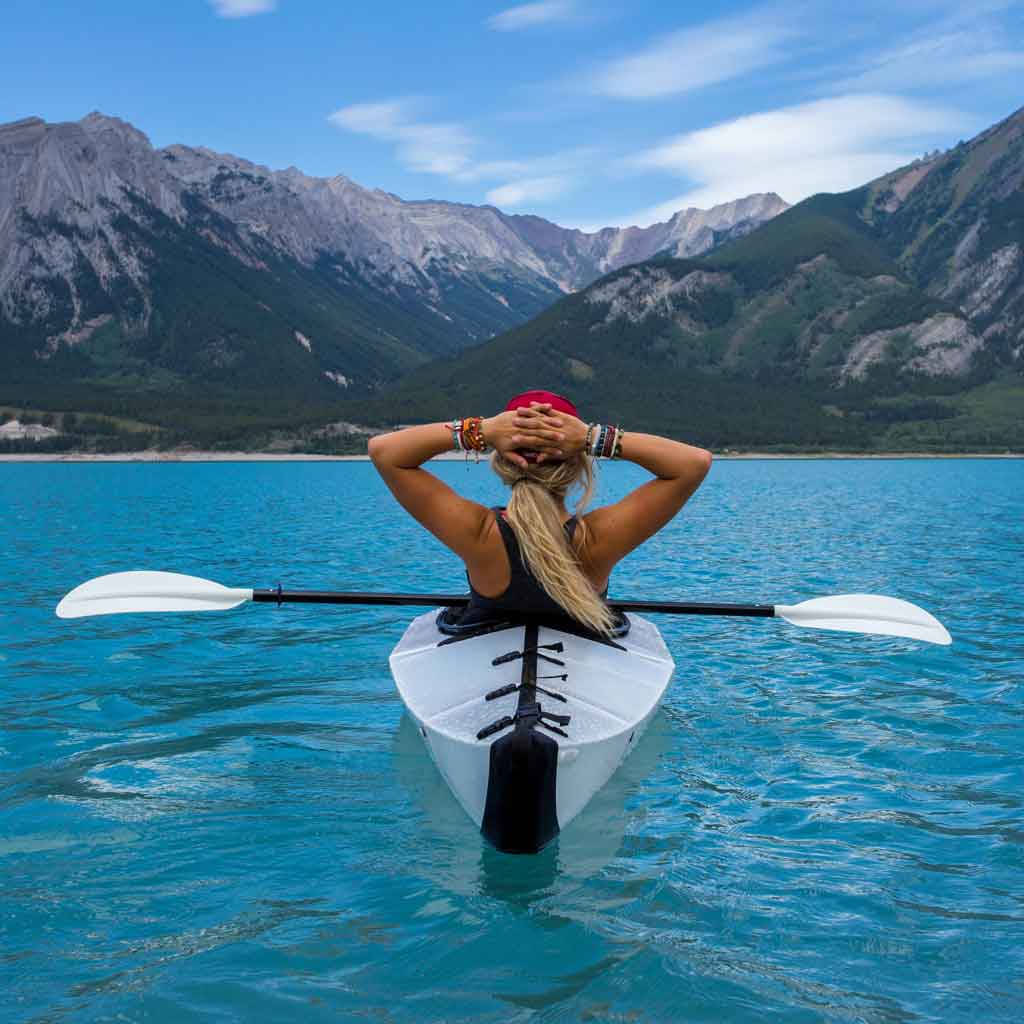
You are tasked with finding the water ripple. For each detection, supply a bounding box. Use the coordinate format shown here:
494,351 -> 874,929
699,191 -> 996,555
1,459 -> 1022,1022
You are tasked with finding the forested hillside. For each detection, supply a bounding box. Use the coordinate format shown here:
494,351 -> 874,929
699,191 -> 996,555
3,106 -> 1022,453
345,108 -> 1024,452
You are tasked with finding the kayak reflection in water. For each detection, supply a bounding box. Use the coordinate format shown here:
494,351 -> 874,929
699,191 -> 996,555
368,390 -> 712,635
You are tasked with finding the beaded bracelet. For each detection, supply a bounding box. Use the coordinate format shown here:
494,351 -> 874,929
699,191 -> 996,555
584,423 -> 595,455
450,416 -> 491,460
461,416 -> 489,452
584,422 -> 624,459
449,418 -> 465,452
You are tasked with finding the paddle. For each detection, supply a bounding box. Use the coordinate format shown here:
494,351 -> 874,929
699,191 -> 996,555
55,571 -> 952,645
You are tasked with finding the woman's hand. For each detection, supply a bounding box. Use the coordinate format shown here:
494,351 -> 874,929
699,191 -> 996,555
482,410 -> 532,468
488,402 -> 588,464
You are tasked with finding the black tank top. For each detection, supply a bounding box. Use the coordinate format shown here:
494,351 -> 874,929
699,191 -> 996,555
460,507 -> 606,625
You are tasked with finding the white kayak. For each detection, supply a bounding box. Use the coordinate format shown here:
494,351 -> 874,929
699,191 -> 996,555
389,610 -> 675,854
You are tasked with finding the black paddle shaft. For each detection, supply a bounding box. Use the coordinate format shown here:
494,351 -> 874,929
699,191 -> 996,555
251,589 -> 775,617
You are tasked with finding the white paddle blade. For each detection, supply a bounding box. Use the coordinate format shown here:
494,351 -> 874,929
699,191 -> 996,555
56,571 -> 253,619
774,594 -> 952,646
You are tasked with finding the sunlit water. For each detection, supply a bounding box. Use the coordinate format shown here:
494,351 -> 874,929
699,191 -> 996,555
1,458 -> 1022,1023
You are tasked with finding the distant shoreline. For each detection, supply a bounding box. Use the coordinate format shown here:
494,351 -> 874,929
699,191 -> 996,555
0,450 -> 1021,463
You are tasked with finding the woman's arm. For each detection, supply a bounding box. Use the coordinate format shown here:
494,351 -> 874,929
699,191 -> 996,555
367,415 -> 529,561
582,431 -> 712,572
508,407 -> 712,574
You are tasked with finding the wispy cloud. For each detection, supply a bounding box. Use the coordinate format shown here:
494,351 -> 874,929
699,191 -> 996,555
329,99 -> 475,177
622,94 -> 968,224
486,175 -> 573,207
487,2 -> 576,32
208,0 -> 276,17
329,99 -> 592,210
587,10 -> 799,99
831,19 -> 1024,92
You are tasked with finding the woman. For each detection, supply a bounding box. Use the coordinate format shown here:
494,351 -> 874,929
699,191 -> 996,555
368,390 -> 712,636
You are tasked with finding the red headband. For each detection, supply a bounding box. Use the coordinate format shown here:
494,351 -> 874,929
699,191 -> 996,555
505,390 -> 578,417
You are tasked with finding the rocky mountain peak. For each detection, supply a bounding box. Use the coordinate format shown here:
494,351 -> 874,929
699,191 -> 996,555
0,109 -> 790,393
79,111 -> 153,146
0,116 -> 46,136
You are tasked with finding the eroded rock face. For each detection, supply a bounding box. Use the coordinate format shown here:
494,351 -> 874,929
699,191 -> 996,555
570,194 -> 789,276
943,243 -> 1022,319
865,106 -> 1024,372
878,159 -> 939,212
156,148 -> 787,291
585,267 -> 733,328
0,115 -> 179,337
0,419 -> 59,441
579,252 -> 986,386
0,112 -> 788,358
841,314 -> 982,382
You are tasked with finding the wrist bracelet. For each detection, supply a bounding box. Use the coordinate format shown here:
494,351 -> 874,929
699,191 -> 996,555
584,423 -> 626,459
453,416 -> 491,461
602,424 -> 616,458
449,419 -> 464,451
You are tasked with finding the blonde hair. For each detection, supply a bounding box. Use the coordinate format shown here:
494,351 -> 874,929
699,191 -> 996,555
491,452 -> 616,636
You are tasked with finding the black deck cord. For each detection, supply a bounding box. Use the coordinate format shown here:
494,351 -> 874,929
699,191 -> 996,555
477,622 -> 572,740
485,678 -> 568,703
492,642 -> 565,667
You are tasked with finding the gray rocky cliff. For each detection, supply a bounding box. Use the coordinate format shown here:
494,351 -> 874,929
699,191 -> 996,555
866,105 -> 1024,371
0,112 -> 788,363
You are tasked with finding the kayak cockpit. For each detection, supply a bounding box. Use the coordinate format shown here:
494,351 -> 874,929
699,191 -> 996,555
389,609 -> 674,853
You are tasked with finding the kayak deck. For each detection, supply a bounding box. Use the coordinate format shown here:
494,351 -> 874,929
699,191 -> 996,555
389,610 -> 675,852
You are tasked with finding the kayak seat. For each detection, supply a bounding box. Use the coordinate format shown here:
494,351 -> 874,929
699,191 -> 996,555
435,606 -> 521,639
436,606 -> 631,642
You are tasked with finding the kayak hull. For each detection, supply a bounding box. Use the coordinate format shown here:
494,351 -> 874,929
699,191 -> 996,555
389,610 -> 675,853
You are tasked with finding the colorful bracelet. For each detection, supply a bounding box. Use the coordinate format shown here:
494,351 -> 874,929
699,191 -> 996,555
451,416 -> 491,459
449,419 -> 465,451
584,423 -> 595,455
462,416 -> 489,452
602,424 -> 617,458
584,423 -> 625,459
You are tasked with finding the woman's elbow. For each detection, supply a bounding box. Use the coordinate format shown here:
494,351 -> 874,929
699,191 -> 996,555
367,433 -> 387,465
687,447 -> 713,486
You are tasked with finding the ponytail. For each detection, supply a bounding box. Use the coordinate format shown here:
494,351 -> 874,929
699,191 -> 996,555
492,453 -> 616,636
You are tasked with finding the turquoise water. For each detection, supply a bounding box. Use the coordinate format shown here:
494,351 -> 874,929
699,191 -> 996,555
2,458 -> 1022,1023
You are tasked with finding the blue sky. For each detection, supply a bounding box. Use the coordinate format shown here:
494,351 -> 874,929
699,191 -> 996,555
3,0 -> 1023,228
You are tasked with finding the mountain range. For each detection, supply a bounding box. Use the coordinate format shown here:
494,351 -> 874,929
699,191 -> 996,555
1,104 -> 1021,452
354,105 -> 1023,451
0,111 -> 785,405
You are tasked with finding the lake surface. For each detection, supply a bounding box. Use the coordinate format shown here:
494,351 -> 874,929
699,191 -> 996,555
2,458 -> 1022,1023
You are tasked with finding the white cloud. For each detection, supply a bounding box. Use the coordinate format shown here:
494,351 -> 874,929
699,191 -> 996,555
209,0 -> 276,17
330,99 -> 592,210
622,94 -> 969,225
486,175 -> 573,207
832,26 -> 1024,92
329,99 -> 475,177
589,11 -> 798,99
487,2 -> 575,31
460,146 -> 596,185
329,100 -> 407,135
